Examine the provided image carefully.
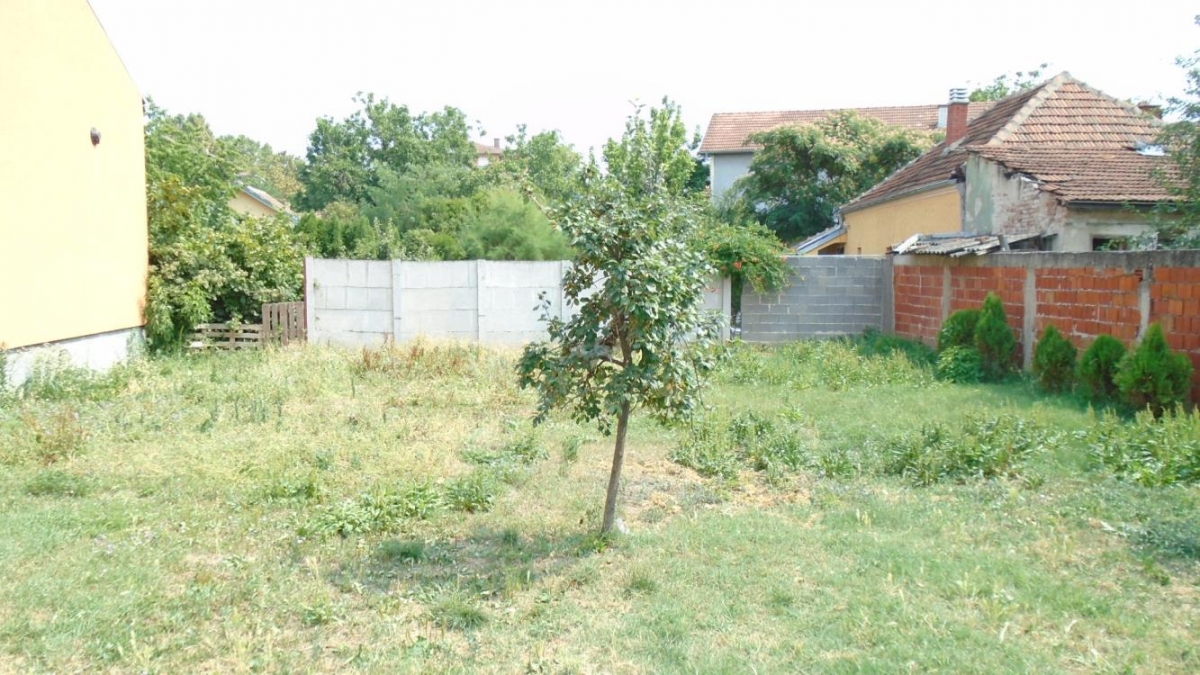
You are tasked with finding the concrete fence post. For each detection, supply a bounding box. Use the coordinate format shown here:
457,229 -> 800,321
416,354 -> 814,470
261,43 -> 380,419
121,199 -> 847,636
1022,265 -> 1036,370
1138,265 -> 1154,341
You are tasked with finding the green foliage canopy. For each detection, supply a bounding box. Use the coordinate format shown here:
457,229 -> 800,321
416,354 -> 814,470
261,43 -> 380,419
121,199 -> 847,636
736,111 -> 936,241
968,63 -> 1049,102
1153,18 -> 1200,248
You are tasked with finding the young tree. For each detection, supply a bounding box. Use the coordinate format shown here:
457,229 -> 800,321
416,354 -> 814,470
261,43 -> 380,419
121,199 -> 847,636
603,97 -> 704,198
517,111 -> 724,534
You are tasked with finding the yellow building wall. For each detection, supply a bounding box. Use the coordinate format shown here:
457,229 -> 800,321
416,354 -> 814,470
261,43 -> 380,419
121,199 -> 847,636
0,0 -> 148,349
844,186 -> 961,255
230,190 -> 280,219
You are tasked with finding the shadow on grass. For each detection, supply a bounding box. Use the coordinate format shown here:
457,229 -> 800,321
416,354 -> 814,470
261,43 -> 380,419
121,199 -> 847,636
328,525 -> 612,601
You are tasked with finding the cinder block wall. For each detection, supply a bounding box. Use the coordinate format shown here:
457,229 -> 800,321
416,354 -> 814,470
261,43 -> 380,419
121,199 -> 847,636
740,257 -> 892,343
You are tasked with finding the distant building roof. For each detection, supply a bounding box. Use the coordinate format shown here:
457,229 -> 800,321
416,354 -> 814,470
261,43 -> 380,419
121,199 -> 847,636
893,232 -> 1043,257
240,185 -> 291,214
699,102 -> 993,154
475,141 -> 503,157
843,73 -> 1172,213
794,224 -> 847,254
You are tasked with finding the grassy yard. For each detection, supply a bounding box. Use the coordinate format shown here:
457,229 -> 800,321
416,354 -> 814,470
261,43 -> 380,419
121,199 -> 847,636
0,339 -> 1197,674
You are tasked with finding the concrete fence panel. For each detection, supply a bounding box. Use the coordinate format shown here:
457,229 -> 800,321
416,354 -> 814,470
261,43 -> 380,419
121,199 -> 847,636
305,258 -> 730,347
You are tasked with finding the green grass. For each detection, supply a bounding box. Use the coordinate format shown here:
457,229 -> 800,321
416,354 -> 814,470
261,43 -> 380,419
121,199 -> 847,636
0,339 -> 1196,673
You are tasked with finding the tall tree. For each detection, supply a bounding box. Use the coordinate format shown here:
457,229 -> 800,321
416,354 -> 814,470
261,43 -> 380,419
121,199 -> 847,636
969,63 -> 1049,102
518,111 -> 723,535
1153,17 -> 1200,248
220,135 -> 304,203
487,125 -> 584,206
295,93 -> 476,212
736,111 -> 936,241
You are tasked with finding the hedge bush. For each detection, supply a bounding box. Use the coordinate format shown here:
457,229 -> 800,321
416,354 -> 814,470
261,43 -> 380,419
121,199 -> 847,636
974,293 -> 1018,382
1116,323 -> 1194,416
937,309 -> 981,352
936,346 -> 983,384
1078,335 -> 1127,401
1032,325 -> 1077,393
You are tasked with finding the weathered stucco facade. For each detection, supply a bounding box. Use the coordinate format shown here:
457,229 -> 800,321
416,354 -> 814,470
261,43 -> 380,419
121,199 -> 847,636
964,155 -> 1153,251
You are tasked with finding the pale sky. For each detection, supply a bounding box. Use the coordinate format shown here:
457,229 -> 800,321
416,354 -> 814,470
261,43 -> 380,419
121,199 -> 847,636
89,0 -> 1198,159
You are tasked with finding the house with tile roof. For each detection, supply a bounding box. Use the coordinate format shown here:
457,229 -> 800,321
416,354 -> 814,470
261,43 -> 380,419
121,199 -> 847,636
475,139 -> 503,167
840,73 -> 1173,254
699,101 -> 993,200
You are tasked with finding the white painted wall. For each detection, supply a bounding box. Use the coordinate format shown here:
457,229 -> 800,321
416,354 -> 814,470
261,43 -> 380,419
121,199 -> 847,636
306,258 -> 730,347
2,326 -> 142,388
710,152 -> 755,199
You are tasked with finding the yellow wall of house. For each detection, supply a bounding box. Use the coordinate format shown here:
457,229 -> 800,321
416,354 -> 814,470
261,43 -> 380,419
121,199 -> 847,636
230,190 -> 279,219
0,0 -> 147,349
844,186 -> 961,255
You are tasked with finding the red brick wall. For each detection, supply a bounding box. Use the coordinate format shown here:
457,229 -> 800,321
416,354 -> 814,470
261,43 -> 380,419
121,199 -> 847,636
893,254 -> 1200,403
894,265 -> 943,343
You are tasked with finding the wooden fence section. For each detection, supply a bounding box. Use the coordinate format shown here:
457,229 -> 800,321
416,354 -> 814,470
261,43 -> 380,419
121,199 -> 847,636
189,323 -> 263,350
262,301 -> 306,345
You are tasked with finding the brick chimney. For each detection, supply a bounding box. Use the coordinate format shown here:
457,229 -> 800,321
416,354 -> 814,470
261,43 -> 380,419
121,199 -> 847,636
946,88 -> 969,145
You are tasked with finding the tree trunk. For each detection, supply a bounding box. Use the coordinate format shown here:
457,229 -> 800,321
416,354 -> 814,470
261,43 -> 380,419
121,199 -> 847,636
601,402 -> 632,534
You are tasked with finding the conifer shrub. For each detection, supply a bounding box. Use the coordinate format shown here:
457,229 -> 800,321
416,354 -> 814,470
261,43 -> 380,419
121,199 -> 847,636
974,293 -> 1018,382
937,309 -> 981,352
1078,335 -> 1127,401
1032,325 -> 1077,393
1116,323 -> 1194,416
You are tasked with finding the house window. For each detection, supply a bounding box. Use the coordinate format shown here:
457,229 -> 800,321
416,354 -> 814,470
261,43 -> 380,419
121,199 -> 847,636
1092,236 -> 1130,251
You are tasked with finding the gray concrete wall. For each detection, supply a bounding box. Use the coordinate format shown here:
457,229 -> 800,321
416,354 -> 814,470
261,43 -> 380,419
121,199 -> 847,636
307,259 -> 394,347
306,258 -> 731,347
740,256 -> 892,343
710,151 -> 754,199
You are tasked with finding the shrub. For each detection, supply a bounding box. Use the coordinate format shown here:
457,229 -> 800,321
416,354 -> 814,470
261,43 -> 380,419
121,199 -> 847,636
1032,325 -> 1077,393
881,413 -> 1050,486
1078,335 -> 1127,401
974,293 -> 1018,382
1087,408 -> 1200,486
445,471 -> 498,513
1116,323 -> 1194,416
856,329 -> 938,368
937,309 -> 981,352
936,346 -> 983,384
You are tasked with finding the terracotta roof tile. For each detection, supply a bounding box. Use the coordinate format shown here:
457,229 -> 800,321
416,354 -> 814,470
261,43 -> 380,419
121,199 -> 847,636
698,103 -> 992,154
843,73 -> 1172,211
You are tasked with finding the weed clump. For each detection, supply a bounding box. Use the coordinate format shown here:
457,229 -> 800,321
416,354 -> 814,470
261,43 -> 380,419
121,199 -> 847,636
1087,408 -> 1200,486
1032,324 -> 1077,393
672,409 -> 817,480
881,413 -> 1051,485
445,471 -> 498,513
974,293 -> 1018,382
936,346 -> 983,384
1115,323 -> 1193,416
1078,335 -> 1127,402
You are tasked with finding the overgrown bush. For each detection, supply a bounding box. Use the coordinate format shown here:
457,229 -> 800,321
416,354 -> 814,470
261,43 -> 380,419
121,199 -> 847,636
856,329 -> 938,368
974,293 -> 1018,382
1032,325 -> 1077,393
1078,335 -> 1127,401
938,309 -> 981,352
1116,323 -> 1194,415
881,413 -> 1051,485
1087,408 -> 1200,486
936,346 -> 983,384
671,409 -> 817,480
